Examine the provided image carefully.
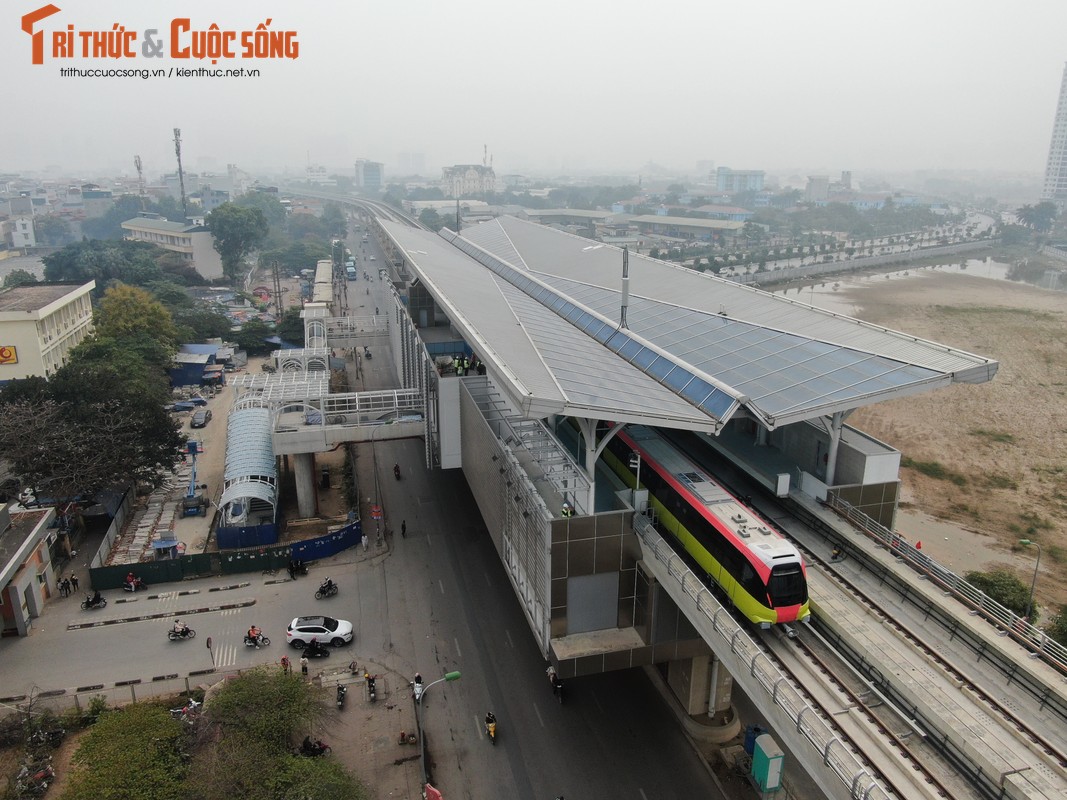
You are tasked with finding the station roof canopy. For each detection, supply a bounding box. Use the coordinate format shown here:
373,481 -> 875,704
381,216 -> 998,433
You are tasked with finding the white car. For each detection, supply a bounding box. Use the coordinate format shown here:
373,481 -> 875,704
286,616 -> 353,647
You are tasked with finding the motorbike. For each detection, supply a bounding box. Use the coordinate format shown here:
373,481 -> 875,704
300,737 -> 331,757
393,463 -> 401,481
15,763 -> 54,795
547,666 -> 565,704
336,683 -> 347,709
167,626 -> 196,641
411,674 -> 424,701
315,580 -> 339,600
302,641 -> 330,658
244,634 -> 271,647
169,698 -> 202,723
80,594 -> 107,610
289,560 -> 309,577
366,673 -> 377,702
364,348 -> 372,360
122,578 -> 147,592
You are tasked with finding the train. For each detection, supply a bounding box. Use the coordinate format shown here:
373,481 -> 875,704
603,424 -> 810,627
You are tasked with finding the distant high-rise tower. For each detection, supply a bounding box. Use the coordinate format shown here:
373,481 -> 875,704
1042,63 -> 1067,204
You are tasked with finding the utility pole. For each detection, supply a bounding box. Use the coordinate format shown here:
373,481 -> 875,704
134,155 -> 146,211
173,128 -> 188,220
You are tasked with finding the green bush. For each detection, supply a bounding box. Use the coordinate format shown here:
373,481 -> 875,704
59,703 -> 187,800
965,569 -> 1035,621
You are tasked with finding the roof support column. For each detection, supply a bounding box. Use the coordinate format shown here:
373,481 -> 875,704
573,417 -> 598,513
824,411 -> 845,486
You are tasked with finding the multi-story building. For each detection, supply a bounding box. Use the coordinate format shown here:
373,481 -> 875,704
1043,62 -> 1067,205
442,165 -> 496,197
715,167 -> 765,193
355,160 -> 385,191
10,217 -> 36,249
806,175 -> 830,202
0,281 -> 95,382
0,504 -> 58,636
120,214 -> 223,280
305,165 -> 334,186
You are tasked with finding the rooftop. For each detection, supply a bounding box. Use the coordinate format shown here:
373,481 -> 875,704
383,216 -> 997,433
0,283 -> 88,313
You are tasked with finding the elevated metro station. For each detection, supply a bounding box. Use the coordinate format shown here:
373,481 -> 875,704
236,210 -> 1002,797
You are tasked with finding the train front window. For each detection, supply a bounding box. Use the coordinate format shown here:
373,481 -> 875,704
768,565 -> 807,607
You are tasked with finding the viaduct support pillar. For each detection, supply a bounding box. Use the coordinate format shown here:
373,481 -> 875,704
293,452 -> 317,519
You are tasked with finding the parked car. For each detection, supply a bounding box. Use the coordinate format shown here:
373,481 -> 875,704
190,409 -> 212,428
286,616 -> 353,648
168,401 -> 197,412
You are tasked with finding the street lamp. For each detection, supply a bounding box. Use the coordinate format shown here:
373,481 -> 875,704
1019,539 -> 1043,622
418,671 -> 461,792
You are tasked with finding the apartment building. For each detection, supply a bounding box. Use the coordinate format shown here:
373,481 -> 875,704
0,281 -> 95,382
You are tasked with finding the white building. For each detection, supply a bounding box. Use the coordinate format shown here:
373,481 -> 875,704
0,281 -> 95,381
1043,62 -> 1067,204
120,215 -> 224,280
442,165 -> 496,198
10,217 -> 36,249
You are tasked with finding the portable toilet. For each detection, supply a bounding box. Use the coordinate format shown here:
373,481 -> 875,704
752,733 -> 784,792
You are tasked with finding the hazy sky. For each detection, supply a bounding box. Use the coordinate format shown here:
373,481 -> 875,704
2,0 -> 1066,181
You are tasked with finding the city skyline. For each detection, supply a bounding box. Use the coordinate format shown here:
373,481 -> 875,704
1,1 -> 1066,182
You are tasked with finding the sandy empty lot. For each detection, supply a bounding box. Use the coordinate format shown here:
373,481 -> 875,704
829,268 -> 1067,612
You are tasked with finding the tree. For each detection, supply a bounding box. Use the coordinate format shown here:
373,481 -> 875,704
94,284 -> 178,351
320,204 -> 348,239
35,215 -> 74,246
1047,605 -> 1067,647
275,307 -> 305,347
233,318 -> 275,355
42,240 -> 169,293
235,191 -> 288,229
206,203 -> 269,285
2,268 -> 38,288
185,668 -> 369,800
419,208 -> 446,231
965,569 -> 1034,620
80,195 -> 148,241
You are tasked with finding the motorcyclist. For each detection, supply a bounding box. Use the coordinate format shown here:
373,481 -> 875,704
248,625 -> 262,647
125,571 -> 137,590
91,589 -> 102,606
485,711 -> 496,732
305,637 -> 325,656
173,619 -> 188,636
320,577 -> 334,594
393,463 -> 401,480
547,665 -> 562,694
830,545 -> 843,561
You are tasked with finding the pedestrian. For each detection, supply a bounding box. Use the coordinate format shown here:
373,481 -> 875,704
287,559 -> 296,580
401,520 -> 407,538
300,655 -> 309,678
281,655 -> 291,675
69,573 -> 79,592
60,578 -> 70,597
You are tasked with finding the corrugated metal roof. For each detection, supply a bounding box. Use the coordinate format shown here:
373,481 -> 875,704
382,216 -> 997,431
